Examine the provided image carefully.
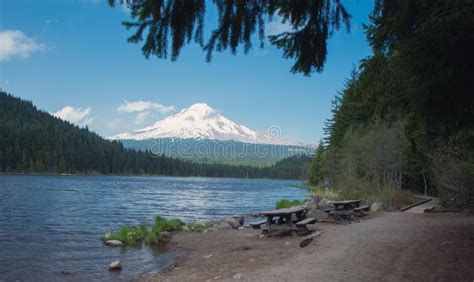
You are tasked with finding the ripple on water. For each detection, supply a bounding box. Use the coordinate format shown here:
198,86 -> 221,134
0,175 -> 305,281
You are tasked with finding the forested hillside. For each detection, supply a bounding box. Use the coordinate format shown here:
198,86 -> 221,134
0,92 -> 311,180
122,138 -> 311,167
308,0 -> 474,210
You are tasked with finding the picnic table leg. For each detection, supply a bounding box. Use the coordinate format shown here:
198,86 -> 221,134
295,210 -> 306,221
264,216 -> 274,235
284,214 -> 295,236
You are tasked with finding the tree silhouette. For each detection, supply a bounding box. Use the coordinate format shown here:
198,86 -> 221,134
108,0 -> 350,75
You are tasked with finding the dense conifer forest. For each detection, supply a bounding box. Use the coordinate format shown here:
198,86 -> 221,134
0,92 -> 311,180
308,0 -> 473,210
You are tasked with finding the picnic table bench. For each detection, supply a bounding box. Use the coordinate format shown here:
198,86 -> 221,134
325,200 -> 368,222
249,219 -> 267,229
260,206 -> 316,236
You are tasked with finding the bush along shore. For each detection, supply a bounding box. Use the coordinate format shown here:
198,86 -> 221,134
101,216 -> 217,247
288,183 -> 422,212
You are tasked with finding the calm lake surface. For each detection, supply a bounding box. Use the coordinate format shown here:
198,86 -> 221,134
0,175 -> 306,281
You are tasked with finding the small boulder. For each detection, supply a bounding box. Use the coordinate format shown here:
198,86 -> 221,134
108,261 -> 122,271
233,215 -> 245,226
212,219 -> 228,229
105,240 -> 123,247
370,202 -> 383,212
318,198 -> 331,210
304,200 -> 317,212
226,215 -> 244,229
226,217 -> 239,228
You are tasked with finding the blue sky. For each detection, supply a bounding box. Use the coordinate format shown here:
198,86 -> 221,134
0,0 -> 373,143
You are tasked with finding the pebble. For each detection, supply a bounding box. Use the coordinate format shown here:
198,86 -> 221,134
108,261 -> 122,271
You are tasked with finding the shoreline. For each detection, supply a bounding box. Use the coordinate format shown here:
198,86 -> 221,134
0,172 -> 303,181
138,211 -> 474,281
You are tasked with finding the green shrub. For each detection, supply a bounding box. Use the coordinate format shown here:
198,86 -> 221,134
101,225 -> 146,245
276,199 -> 306,209
334,179 -> 416,211
433,141 -> 474,211
151,216 -> 184,234
145,232 -> 168,245
186,221 -> 214,232
136,224 -> 149,239
288,184 -> 338,202
101,215 -> 185,246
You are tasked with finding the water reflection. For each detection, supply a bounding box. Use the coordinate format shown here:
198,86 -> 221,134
0,175 -> 305,281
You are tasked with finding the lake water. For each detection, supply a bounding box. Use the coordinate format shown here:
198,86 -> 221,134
0,175 -> 306,281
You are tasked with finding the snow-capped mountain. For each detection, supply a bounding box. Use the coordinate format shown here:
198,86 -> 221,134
109,103 -> 303,146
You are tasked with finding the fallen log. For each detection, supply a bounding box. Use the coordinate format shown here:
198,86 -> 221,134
299,230 -> 322,248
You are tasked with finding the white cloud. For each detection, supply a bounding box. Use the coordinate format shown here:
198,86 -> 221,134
0,30 -> 45,61
134,111 -> 151,125
266,20 -> 293,35
117,100 -> 175,114
52,106 -> 94,126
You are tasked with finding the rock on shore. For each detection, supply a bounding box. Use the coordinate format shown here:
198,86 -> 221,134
105,240 -> 123,247
108,261 -> 122,271
226,215 -> 244,229
370,202 -> 383,212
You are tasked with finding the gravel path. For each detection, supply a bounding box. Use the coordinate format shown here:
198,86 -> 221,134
142,212 -> 474,282
241,212 -> 474,282
405,197 -> 438,214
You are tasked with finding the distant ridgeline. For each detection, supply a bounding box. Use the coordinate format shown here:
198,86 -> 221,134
0,92 -> 311,179
121,138 -> 312,167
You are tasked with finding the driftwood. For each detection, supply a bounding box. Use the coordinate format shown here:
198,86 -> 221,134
299,230 -> 322,248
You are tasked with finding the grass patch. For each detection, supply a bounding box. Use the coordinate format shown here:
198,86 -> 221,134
145,231 -> 168,245
186,221 -> 214,232
288,183 -> 338,200
276,199 -> 307,209
291,180 -> 418,211
101,224 -> 148,245
334,180 -> 416,211
287,184 -> 315,190
102,216 -> 184,246
152,216 -> 184,233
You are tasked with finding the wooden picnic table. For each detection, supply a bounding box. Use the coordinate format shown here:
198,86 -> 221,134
329,200 -> 362,210
259,206 -> 315,235
326,200 -> 363,222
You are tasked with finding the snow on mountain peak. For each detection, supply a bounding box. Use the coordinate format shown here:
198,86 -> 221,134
109,103 -> 303,146
187,103 -> 213,113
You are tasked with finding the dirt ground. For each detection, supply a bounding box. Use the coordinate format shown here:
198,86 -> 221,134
139,212 -> 474,282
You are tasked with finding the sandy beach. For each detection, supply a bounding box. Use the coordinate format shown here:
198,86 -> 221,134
140,212 -> 474,281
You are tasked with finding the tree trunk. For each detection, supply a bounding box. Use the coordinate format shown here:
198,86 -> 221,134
422,173 -> 428,196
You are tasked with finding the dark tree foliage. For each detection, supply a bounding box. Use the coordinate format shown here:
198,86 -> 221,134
0,92 -> 310,179
312,0 -> 474,205
108,0 -> 350,75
